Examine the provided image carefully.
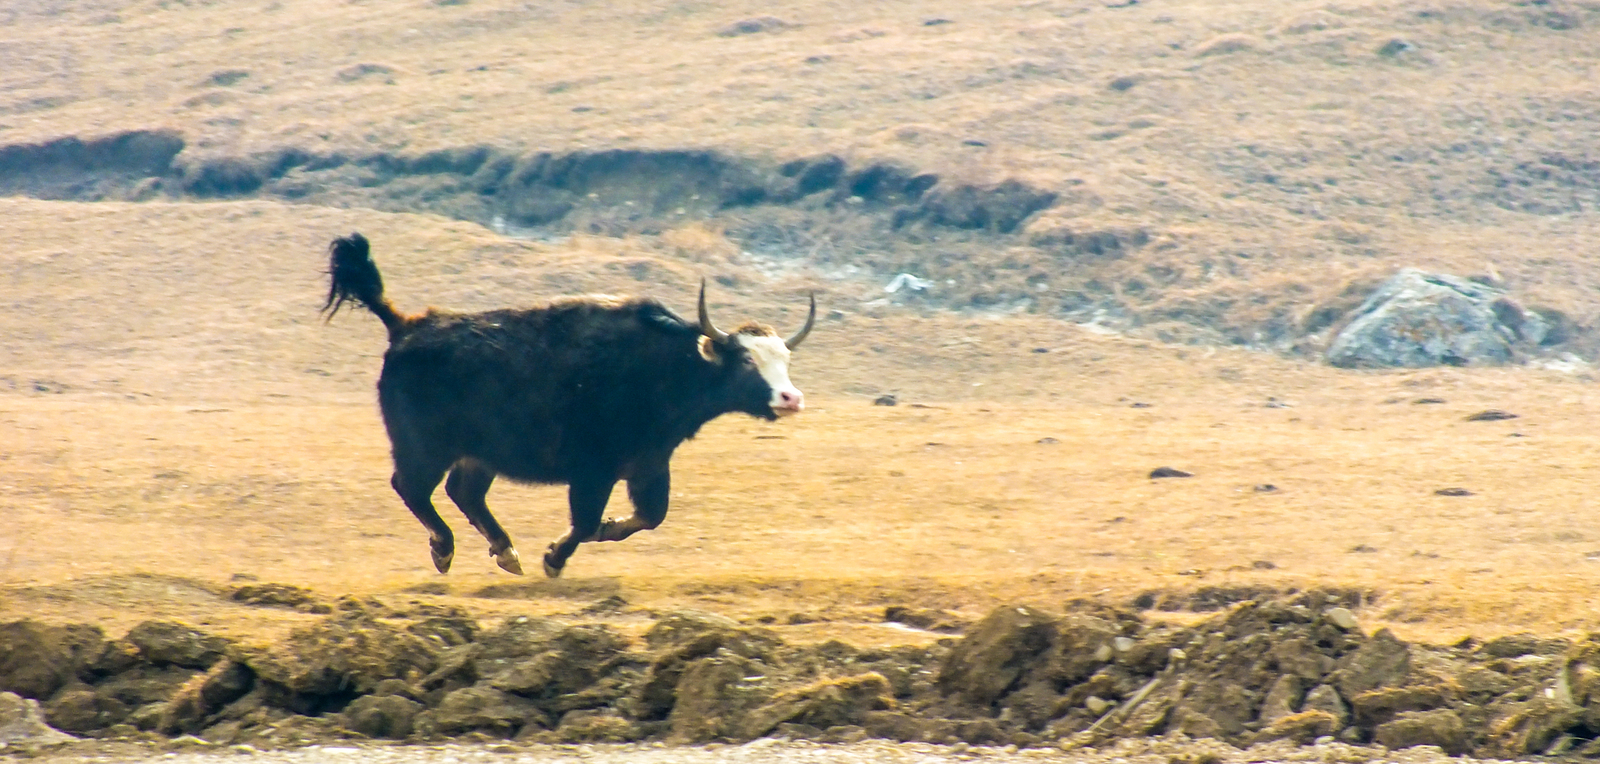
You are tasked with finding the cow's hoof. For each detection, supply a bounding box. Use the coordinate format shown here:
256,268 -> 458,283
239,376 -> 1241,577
542,554 -> 564,578
431,548 -> 454,574
496,547 -> 524,575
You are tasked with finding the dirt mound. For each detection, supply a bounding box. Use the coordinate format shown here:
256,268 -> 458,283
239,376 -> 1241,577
7,591 -> 1600,756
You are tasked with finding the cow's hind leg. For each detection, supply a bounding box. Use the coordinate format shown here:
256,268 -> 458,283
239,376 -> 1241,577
391,460 -> 453,574
593,470 -> 670,542
543,474 -> 612,578
444,461 -> 522,575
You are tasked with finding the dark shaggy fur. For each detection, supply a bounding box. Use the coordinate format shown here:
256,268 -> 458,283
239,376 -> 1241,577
322,233 -> 807,577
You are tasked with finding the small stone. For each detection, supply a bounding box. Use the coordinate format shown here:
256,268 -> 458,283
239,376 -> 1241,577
1434,487 -> 1474,496
873,394 -> 898,406
1149,466 -> 1193,479
1325,607 -> 1359,631
1465,409 -> 1517,421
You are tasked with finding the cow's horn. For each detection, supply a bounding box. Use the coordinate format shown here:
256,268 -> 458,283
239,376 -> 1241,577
698,280 -> 729,342
786,293 -> 816,350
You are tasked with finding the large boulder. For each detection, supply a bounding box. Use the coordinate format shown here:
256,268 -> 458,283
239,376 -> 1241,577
126,621 -> 229,669
234,614 -> 438,696
1374,709 -> 1467,754
1330,628 -> 1410,698
42,689 -> 128,734
416,686 -> 547,737
91,664 -> 199,709
632,622 -> 782,722
158,659 -> 255,734
1488,696 -> 1581,757
483,625 -> 625,700
937,605 -> 1057,707
666,654 -> 773,743
0,622 -> 79,700
0,691 -> 76,746
1326,269 -> 1553,368
642,610 -> 744,649
342,694 -> 423,739
739,672 -> 895,739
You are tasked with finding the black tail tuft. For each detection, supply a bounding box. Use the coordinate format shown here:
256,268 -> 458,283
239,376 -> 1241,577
323,232 -> 402,331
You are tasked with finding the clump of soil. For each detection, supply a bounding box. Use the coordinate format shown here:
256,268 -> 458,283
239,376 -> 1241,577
3,590 -> 1597,757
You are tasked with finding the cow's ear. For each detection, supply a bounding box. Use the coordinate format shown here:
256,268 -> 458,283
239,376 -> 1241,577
698,335 -> 722,363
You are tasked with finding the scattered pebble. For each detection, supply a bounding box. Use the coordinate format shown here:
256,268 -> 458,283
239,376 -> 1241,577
1325,607 -> 1360,630
1149,466 -> 1193,478
1435,487 -> 1474,497
1465,409 -> 1517,421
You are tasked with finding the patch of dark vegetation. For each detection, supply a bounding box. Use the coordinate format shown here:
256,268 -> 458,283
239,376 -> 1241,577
470,578 -> 622,601
3,131 -> 1585,365
230,583 -> 330,614
0,129 -> 183,200
0,132 -> 1073,309
5,590 -> 1600,756
1130,586 -> 1369,613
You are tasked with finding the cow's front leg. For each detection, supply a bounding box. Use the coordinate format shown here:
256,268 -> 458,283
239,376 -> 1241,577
592,470 -> 670,542
544,474 -> 612,578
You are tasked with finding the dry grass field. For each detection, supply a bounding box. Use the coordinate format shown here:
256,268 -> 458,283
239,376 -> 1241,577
4,199 -> 1600,652
3,0 -> 1600,657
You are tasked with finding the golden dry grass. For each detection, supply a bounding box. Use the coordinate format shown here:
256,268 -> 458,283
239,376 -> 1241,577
4,199 -> 1600,649
8,0 -> 1600,336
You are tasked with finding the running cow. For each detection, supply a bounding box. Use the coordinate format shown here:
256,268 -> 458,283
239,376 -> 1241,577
322,233 -> 814,577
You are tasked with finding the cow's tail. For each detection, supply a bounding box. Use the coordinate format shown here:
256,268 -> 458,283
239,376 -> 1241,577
323,232 -> 407,339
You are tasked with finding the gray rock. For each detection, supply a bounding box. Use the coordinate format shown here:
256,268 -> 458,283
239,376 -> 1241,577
1324,607 -> 1360,631
343,693 -> 423,739
1260,674 -> 1304,724
1330,628 -> 1410,698
936,605 -> 1056,707
667,654 -> 772,743
0,621 -> 81,700
416,686 -> 546,737
0,691 -> 76,746
642,610 -> 744,650
1326,269 -> 1550,368
738,673 -> 894,739
44,688 -> 128,734
159,659 -> 255,735
538,708 -> 640,743
235,614 -> 438,696
1375,708 -> 1467,754
1302,683 -> 1349,725
126,621 -> 229,669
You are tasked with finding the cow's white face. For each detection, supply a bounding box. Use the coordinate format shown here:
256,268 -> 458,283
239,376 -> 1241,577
735,333 -> 804,415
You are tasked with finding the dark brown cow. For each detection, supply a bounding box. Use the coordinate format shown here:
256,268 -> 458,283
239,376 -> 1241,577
322,233 -> 814,577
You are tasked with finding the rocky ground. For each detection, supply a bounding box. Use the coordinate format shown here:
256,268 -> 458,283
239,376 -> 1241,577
5,592 -> 1599,759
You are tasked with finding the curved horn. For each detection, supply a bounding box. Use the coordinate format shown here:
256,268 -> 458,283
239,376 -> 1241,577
785,292 -> 817,350
697,279 -> 729,342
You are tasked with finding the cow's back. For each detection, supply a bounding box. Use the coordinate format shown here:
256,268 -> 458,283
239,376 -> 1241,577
376,297 -> 702,483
